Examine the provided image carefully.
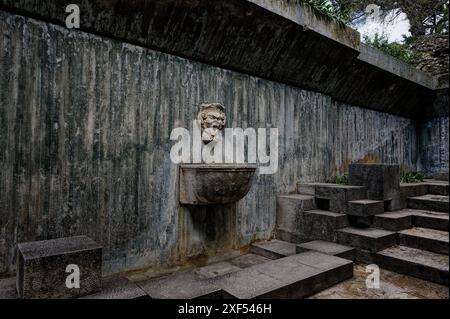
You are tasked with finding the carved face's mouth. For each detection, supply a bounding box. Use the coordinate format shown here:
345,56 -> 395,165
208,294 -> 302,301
210,121 -> 221,129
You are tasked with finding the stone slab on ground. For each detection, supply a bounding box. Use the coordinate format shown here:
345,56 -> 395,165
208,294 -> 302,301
194,262 -> 241,279
212,252 -> 353,299
398,227 -> 449,255
413,210 -> 449,231
349,163 -> 400,200
250,239 -> 297,259
80,276 -> 148,299
302,210 -> 349,242
229,254 -> 271,269
17,235 -> 102,299
336,227 -> 397,252
137,271 -> 223,299
347,200 -> 384,217
374,211 -> 413,231
0,277 -> 18,299
376,246 -> 449,285
296,240 -> 355,260
407,195 -> 449,213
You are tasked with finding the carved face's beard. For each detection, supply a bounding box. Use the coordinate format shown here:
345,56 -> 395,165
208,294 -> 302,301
202,127 -> 222,144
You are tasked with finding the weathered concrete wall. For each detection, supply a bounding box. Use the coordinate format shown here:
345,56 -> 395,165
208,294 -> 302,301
0,12 -> 418,275
418,117 -> 449,174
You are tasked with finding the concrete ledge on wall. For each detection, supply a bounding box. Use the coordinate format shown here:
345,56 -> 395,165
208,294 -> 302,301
0,0 -> 446,118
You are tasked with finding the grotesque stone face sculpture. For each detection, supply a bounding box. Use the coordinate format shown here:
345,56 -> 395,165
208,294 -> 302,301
198,103 -> 226,144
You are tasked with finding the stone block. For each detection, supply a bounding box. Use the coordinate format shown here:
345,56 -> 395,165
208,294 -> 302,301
17,236 -> 102,299
276,194 -> 315,235
315,184 -> 366,201
296,240 -> 355,260
407,195 -> 449,213
398,227 -> 449,255
336,227 -> 396,252
250,239 -> 296,259
302,210 -> 349,242
346,200 -> 384,217
413,210 -> 449,231
400,183 -> 429,198
349,163 -> 400,200
425,180 -> 449,196
212,252 -> 353,299
374,211 -> 413,231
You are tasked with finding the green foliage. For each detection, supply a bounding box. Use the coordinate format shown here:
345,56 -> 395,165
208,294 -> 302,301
426,2 -> 449,35
400,171 -> 426,183
300,0 -> 351,25
363,33 -> 413,64
327,174 -> 349,185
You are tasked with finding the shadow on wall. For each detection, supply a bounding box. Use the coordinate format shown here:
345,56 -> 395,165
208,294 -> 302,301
177,204 -> 239,266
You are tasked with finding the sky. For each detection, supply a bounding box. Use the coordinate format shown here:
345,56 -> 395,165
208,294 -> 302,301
352,5 -> 411,43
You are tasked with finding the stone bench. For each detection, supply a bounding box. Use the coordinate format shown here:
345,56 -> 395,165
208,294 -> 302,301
17,236 -> 102,299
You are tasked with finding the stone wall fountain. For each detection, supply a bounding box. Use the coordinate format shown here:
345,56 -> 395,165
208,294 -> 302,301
179,103 -> 257,205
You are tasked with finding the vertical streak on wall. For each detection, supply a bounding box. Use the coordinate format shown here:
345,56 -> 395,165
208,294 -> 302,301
0,12 -> 418,275
418,117 -> 449,174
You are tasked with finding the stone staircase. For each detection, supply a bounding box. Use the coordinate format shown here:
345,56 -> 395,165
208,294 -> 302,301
276,165 -> 449,286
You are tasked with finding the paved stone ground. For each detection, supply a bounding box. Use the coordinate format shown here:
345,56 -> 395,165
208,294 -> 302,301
310,263 -> 449,299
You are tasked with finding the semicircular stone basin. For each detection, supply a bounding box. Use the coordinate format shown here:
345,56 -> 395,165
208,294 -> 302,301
179,164 -> 257,205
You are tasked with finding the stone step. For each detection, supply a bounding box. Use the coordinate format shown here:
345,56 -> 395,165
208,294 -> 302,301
374,209 -> 449,232
407,195 -> 449,213
398,227 -> 449,255
296,183 -> 366,201
376,246 -> 449,285
80,277 -> 149,299
250,239 -> 297,259
212,252 -> 353,299
296,240 -> 355,260
400,183 -> 429,198
346,200 -> 384,217
413,210 -> 449,231
374,211 -> 413,231
336,227 -> 397,252
276,208 -> 349,244
424,180 -> 449,196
